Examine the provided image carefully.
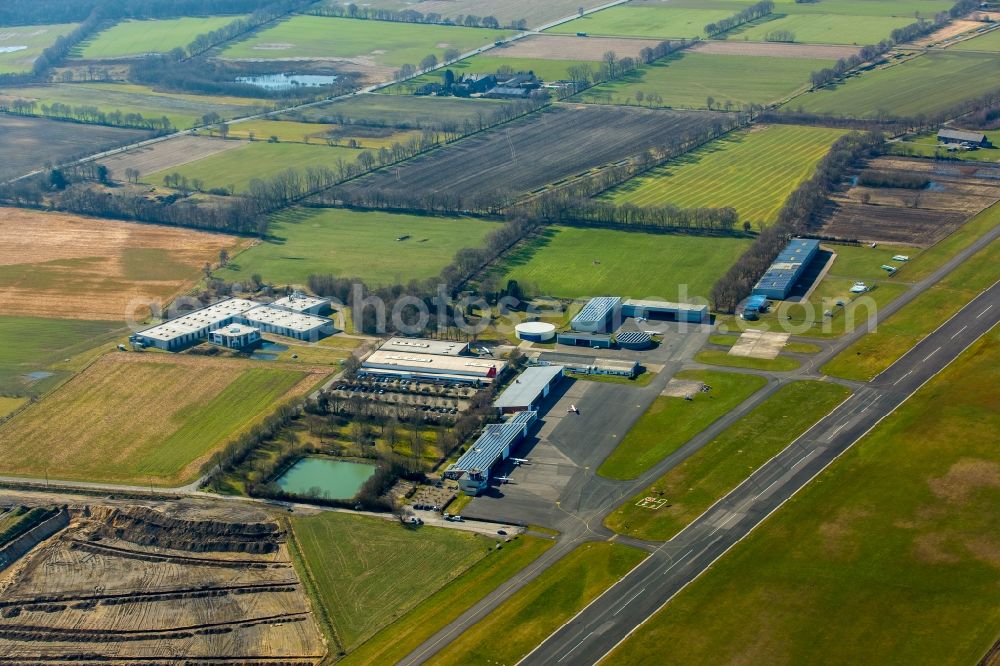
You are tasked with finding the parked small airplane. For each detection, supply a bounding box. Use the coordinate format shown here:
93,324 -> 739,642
511,458 -> 530,464
568,405 -> 579,414
496,476 -> 512,483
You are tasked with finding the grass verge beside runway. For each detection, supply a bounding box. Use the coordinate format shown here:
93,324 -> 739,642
291,512 -> 502,652
607,326 -> 1000,665
823,232 -> 1000,380
695,349 -> 802,372
598,370 -> 768,480
605,381 -> 851,541
603,125 -> 844,226
217,208 -> 496,287
497,226 -> 751,301
431,542 -> 647,666
341,535 -> 553,664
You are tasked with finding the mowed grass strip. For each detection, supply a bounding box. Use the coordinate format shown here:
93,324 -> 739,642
604,125 -> 845,225
75,16 -> 242,59
0,23 -> 78,74
0,354 -> 312,485
606,327 -> 1000,665
598,370 -> 768,480
823,231 -> 1000,381
576,53 -> 827,110
223,15 -> 512,66
732,13 -> 912,45
149,141 -> 362,192
498,226 -> 751,300
432,542 -> 647,666
952,27 -> 1000,52
217,207 -> 497,287
342,535 -> 554,664
695,349 -> 802,372
606,381 -> 851,541
793,51 -> 1000,118
290,512 -> 494,651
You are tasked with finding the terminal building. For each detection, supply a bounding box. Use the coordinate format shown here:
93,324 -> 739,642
444,410 -> 538,495
570,297 -> 622,333
752,238 -> 821,300
621,299 -> 708,324
132,297 -> 336,351
536,352 -> 638,378
493,365 -> 564,414
360,350 -> 505,384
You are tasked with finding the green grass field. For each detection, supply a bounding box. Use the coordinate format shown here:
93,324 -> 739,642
290,511 -> 497,651
497,226 -> 751,301
75,16 -> 241,59
952,27 -> 1000,53
731,13 -> 911,44
286,93 -> 515,128
576,53 -> 827,110
604,125 -> 845,226
0,356 -> 311,485
606,381 -> 851,541
549,6 -> 736,39
226,119 -> 420,148
217,207 -> 496,287
607,327 -> 1000,665
695,349 -> 802,371
149,141 -> 362,192
792,52 -> 1000,119
598,370 -> 768,480
223,15 -> 512,66
384,55 -> 595,94
0,23 -> 78,74
342,535 -> 554,664
0,316 -> 124,397
824,229 -> 1000,381
0,82 -> 266,130
432,542 -> 647,666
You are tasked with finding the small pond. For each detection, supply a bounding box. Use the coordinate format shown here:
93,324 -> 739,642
251,341 -> 287,361
275,457 -> 376,500
236,73 -> 339,91
0,46 -> 27,54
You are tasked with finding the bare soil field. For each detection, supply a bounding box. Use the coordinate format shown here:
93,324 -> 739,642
912,19 -> 983,46
493,34 -> 664,61
815,157 -> 1000,245
690,40 -> 861,59
97,135 -> 243,182
0,503 -> 325,663
0,208 -> 248,320
334,104 -> 719,208
0,115 -> 150,182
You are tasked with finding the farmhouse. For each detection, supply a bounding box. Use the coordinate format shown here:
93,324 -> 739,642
484,86 -> 530,99
444,410 -> 537,495
360,350 -> 506,384
621,299 -> 708,324
571,296 -> 622,333
493,365 -> 564,414
937,128 -> 991,146
133,297 -> 335,350
752,238 -> 821,300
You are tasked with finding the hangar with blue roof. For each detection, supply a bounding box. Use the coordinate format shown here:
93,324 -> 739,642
752,238 -> 821,300
444,410 -> 538,495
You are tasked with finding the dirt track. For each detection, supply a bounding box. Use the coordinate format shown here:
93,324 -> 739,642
98,134 -> 243,181
0,207 -> 247,320
493,34 -> 664,62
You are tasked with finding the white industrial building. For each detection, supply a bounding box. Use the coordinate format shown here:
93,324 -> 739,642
494,366 -> 563,414
132,297 -> 335,351
209,323 -> 262,350
360,350 -> 506,384
272,292 -> 332,315
378,337 -> 470,356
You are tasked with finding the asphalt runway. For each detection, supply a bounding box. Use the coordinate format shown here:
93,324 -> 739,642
521,279 -> 1000,665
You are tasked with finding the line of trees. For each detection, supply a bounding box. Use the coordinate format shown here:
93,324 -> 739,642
0,97 -> 173,131
0,0 -> 272,28
308,3 -> 522,29
809,41 -> 894,89
710,131 -> 886,313
183,0 -> 316,58
704,0 -> 774,38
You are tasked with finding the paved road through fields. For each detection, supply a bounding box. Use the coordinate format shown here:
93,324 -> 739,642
520,279 -> 1000,666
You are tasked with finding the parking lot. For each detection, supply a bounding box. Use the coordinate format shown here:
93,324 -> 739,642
325,376 -> 479,423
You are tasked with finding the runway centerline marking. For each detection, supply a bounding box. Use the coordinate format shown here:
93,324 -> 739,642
893,370 -> 913,386
754,477 -> 782,500
978,304 -> 993,319
558,632 -> 593,663
613,588 -> 647,616
951,325 -> 967,339
662,550 -> 693,576
922,346 -> 941,363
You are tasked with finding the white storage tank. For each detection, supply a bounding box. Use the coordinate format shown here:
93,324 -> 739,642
515,321 -> 556,343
